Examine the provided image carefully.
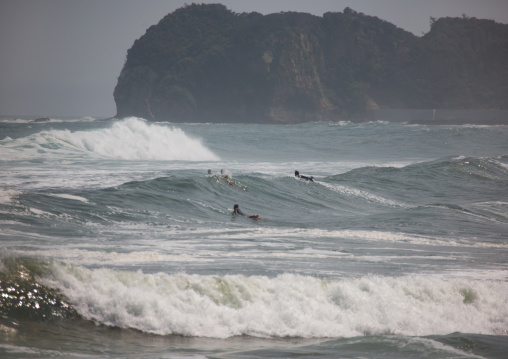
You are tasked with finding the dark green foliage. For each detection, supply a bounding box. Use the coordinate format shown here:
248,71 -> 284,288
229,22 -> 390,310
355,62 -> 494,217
114,4 -> 508,123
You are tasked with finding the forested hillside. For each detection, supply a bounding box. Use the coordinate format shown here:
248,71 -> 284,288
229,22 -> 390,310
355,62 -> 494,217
114,4 -> 508,123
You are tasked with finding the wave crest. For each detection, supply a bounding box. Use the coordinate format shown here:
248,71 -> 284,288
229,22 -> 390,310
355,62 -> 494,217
45,264 -> 508,339
48,117 -> 219,161
0,117 -> 219,161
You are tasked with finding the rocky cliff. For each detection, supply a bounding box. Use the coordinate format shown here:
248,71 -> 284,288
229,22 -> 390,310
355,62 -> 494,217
114,4 -> 508,123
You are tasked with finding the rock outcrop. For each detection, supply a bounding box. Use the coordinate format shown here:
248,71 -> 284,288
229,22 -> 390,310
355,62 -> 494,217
114,4 -> 508,123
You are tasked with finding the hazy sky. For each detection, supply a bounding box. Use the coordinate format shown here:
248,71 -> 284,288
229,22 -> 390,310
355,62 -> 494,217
1,0 -> 507,117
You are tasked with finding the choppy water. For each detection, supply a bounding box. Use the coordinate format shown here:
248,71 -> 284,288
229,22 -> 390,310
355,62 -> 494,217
1,117 -> 507,358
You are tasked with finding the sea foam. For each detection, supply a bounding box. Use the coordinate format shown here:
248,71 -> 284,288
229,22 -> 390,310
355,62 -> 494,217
0,189 -> 20,204
45,264 -> 508,339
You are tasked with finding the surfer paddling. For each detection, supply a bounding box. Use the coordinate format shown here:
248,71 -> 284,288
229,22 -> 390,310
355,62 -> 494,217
295,170 -> 314,182
233,204 -> 260,220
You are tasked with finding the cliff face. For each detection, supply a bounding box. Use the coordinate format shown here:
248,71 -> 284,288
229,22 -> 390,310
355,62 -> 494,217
114,4 -> 508,123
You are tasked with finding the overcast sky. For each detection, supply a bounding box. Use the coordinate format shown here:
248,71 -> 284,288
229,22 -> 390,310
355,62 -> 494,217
1,0 -> 507,118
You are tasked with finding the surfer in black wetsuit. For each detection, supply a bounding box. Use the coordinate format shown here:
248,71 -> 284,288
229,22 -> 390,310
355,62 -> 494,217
295,170 -> 314,182
233,204 -> 244,215
233,204 -> 260,219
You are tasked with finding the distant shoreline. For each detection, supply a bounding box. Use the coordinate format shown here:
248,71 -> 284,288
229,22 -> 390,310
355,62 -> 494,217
2,110 -> 507,125
371,109 -> 508,125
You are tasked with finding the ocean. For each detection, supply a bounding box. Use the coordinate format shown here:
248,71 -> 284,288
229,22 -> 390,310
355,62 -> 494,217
0,116 -> 507,358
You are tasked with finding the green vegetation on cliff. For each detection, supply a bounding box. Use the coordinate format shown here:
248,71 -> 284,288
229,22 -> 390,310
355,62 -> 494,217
114,4 -> 508,123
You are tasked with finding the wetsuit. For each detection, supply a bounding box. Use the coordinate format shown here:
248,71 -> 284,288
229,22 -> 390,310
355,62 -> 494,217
295,170 -> 314,182
233,204 -> 244,215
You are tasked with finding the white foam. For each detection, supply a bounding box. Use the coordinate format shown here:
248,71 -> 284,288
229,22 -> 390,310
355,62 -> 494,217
45,265 -> 508,339
12,248 -> 207,266
209,227 -> 447,246
28,207 -> 54,217
193,227 -> 508,250
0,189 -> 20,204
46,117 -> 219,161
320,182 -> 407,207
50,193 -> 89,203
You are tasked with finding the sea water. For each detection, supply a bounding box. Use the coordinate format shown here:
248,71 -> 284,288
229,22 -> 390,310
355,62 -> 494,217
0,116 -> 507,358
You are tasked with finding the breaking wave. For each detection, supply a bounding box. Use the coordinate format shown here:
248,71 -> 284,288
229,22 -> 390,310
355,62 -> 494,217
38,262 -> 508,339
0,117 -> 219,161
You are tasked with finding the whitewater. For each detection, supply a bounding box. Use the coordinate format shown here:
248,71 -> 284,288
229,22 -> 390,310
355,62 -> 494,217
1,116 -> 507,359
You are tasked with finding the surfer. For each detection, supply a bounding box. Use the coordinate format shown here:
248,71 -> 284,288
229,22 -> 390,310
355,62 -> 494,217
295,170 -> 314,182
207,169 -> 233,185
221,169 -> 233,186
233,204 -> 260,219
